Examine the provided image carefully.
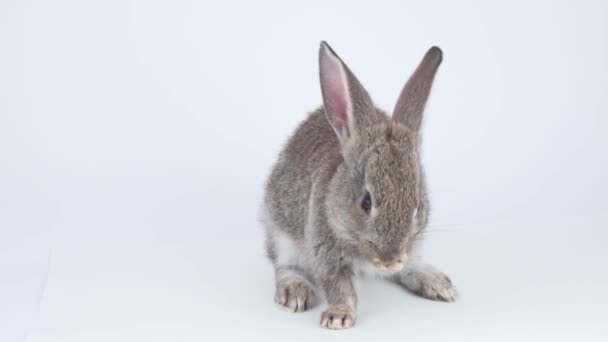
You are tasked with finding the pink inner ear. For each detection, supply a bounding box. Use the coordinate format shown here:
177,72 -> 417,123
321,51 -> 350,128
327,73 -> 348,126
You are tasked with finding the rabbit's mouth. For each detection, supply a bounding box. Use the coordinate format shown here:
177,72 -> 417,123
371,255 -> 407,273
354,258 -> 405,277
359,241 -> 409,274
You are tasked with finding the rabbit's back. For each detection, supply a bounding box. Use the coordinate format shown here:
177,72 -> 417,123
264,108 -> 341,240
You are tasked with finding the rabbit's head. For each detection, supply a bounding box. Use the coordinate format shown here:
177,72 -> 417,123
319,42 -> 442,273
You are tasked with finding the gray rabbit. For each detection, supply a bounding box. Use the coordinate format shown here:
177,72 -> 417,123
262,41 -> 456,329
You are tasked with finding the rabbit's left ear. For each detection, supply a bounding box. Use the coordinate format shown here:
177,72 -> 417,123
319,41 -> 377,145
392,46 -> 443,131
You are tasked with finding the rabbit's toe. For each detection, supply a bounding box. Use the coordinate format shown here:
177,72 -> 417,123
419,272 -> 457,302
320,305 -> 356,330
274,279 -> 316,312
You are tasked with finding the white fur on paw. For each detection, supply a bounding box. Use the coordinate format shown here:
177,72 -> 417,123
420,272 -> 457,302
274,280 -> 316,313
320,305 -> 356,330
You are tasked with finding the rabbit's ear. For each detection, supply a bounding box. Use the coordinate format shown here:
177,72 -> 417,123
392,46 -> 443,131
319,41 -> 376,144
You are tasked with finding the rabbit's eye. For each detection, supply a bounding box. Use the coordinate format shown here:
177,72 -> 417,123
361,191 -> 372,215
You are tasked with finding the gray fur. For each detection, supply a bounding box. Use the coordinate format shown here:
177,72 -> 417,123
262,42 -> 456,329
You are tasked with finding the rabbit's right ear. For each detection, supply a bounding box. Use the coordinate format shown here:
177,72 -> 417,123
319,41 -> 376,145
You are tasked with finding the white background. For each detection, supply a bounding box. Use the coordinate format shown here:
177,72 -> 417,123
1,0 -> 607,341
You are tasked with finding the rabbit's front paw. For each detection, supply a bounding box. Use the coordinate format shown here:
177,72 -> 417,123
419,272 -> 457,302
275,279 -> 316,312
320,305 -> 356,330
